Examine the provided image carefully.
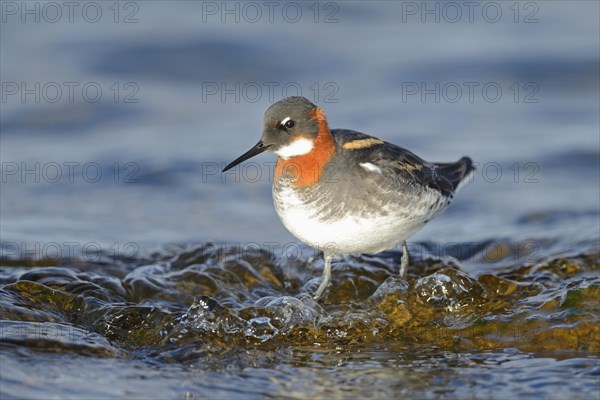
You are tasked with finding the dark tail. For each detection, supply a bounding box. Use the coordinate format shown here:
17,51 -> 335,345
435,157 -> 475,192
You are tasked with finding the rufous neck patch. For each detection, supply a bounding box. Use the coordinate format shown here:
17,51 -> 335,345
274,107 -> 336,188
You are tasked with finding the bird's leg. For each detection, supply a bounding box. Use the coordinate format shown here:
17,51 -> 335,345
399,241 -> 409,279
314,254 -> 332,300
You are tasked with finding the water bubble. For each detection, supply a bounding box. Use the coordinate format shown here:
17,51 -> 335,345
244,317 -> 279,342
255,296 -> 323,330
414,267 -> 487,312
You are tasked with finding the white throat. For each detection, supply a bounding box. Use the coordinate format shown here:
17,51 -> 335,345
274,138 -> 314,159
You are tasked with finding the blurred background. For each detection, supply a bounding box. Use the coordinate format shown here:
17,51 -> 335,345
1,1 -> 598,259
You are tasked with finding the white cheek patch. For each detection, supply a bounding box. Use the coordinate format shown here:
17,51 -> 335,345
275,138 -> 314,159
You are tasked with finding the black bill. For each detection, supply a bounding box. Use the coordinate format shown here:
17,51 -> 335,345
222,141 -> 270,172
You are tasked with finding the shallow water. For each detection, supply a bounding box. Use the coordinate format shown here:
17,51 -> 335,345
1,1 -> 599,399
1,244 -> 599,399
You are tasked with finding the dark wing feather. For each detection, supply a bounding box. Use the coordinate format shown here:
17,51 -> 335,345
332,129 -> 474,197
434,157 -> 475,193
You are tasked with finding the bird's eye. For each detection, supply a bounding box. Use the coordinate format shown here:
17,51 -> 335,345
284,119 -> 295,129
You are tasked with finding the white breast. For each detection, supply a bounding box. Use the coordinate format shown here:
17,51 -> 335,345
272,184 -> 446,255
